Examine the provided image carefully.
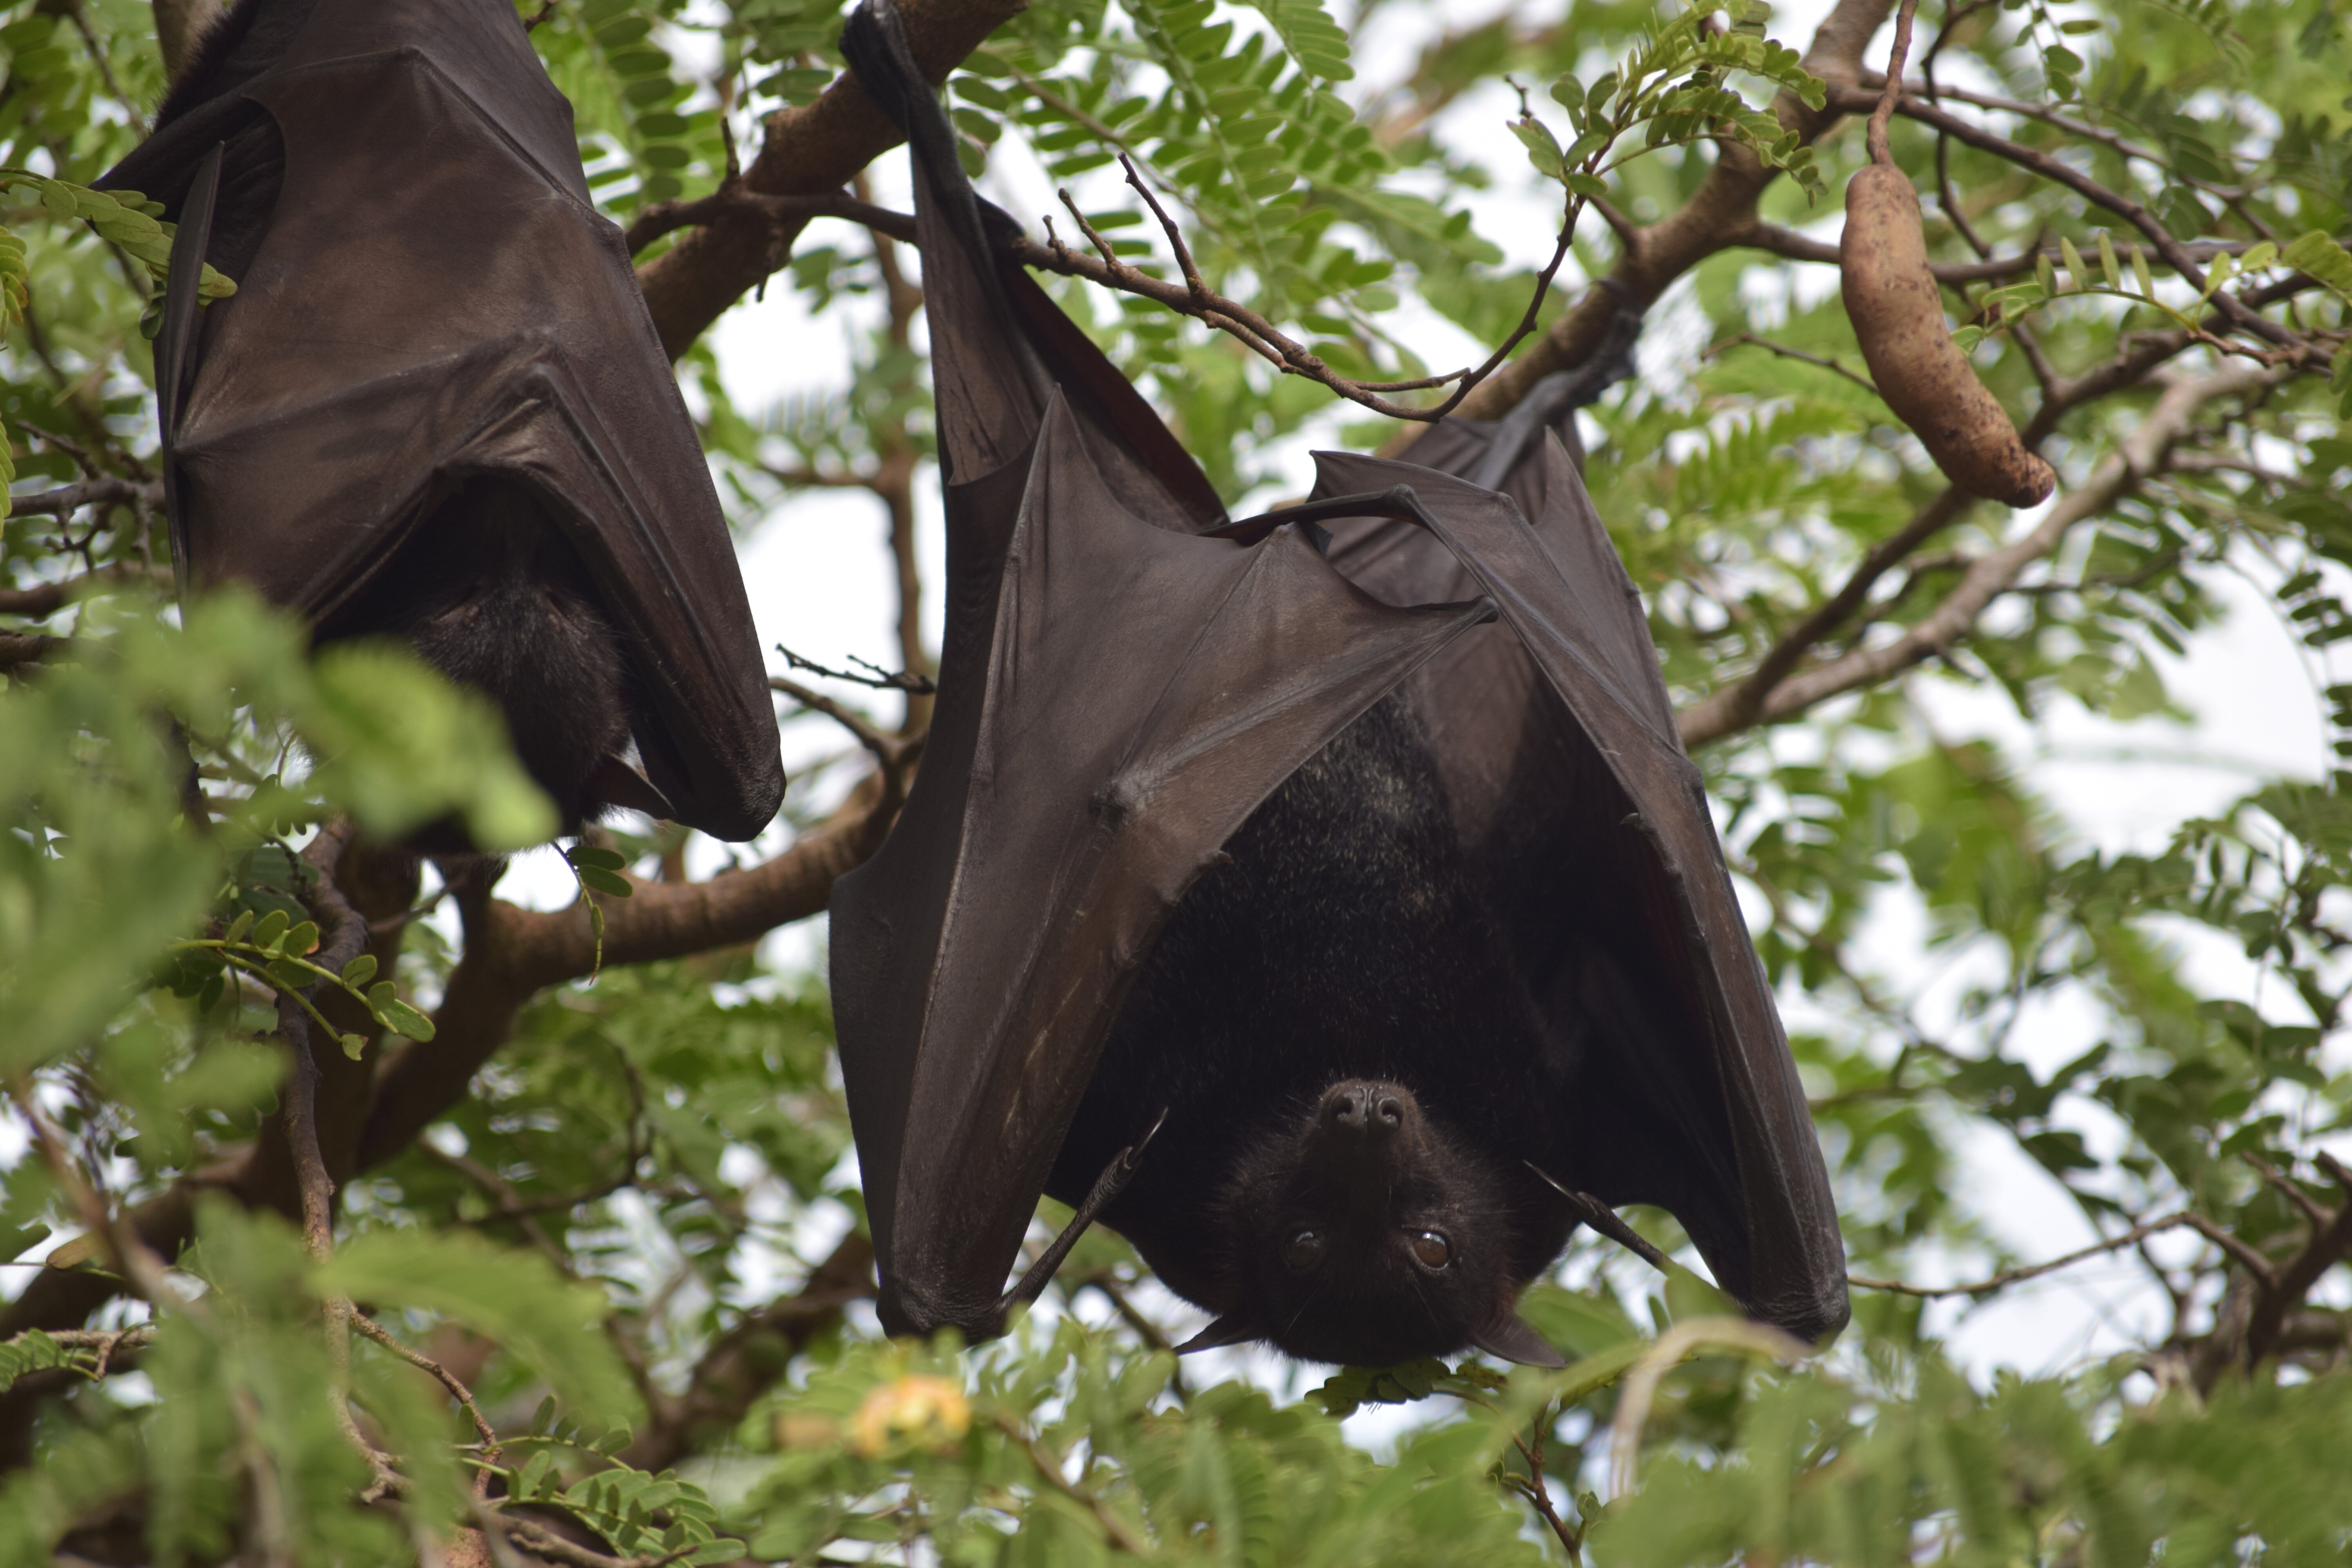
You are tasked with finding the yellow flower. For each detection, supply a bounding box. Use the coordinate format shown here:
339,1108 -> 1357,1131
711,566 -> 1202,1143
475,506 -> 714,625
851,1373 -> 972,1457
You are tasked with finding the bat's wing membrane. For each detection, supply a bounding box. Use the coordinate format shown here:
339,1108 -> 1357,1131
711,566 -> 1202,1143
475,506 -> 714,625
1308,446 -> 1849,1342
118,0 -> 781,840
830,401 -> 1492,1336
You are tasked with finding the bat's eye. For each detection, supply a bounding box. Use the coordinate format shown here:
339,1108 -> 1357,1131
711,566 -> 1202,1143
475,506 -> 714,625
1408,1230 -> 1452,1269
1283,1229 -> 1326,1272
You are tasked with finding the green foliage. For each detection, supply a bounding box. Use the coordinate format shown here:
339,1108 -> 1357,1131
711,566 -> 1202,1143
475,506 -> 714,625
5,0 -> 2352,1563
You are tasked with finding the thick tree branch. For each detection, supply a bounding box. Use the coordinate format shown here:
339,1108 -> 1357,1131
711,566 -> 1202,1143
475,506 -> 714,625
0,563 -> 169,618
0,479 -> 157,525
358,781 -> 900,1170
0,632 -> 65,668
625,189 -> 914,258
633,0 -> 1028,359
2243,1155 -> 2352,1368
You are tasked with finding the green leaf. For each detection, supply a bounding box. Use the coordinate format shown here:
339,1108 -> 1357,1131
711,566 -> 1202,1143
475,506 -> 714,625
340,953 -> 377,989
576,866 -> 633,898
2284,230 -> 2352,303
1510,116 -> 1566,178
376,996 -> 436,1043
250,909 -> 291,951
2060,236 -> 2087,292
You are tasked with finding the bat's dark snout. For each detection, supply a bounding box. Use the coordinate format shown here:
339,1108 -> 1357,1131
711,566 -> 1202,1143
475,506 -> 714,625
1318,1079 -> 1412,1140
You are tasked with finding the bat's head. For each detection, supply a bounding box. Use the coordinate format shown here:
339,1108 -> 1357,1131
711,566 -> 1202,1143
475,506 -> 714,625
1181,1078 -> 1564,1368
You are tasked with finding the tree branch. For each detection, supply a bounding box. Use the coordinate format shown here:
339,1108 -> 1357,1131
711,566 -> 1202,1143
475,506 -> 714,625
1849,1211 -> 2198,1297
1682,363 -> 2278,743
633,0 -> 1029,359
1391,0 -> 1898,445
2243,1155 -> 2352,1367
0,479 -> 158,524
1027,156 -> 1571,420
1820,83 -> 2304,353
0,563 -> 170,618
625,188 -> 914,258
1736,222 -> 2259,286
358,780 -> 902,1170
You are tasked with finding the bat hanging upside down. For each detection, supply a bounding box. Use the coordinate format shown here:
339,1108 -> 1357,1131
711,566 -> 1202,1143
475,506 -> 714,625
101,0 -> 785,844
829,3 -> 1849,1367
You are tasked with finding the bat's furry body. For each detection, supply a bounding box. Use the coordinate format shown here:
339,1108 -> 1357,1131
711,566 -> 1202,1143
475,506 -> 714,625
104,0 -> 783,841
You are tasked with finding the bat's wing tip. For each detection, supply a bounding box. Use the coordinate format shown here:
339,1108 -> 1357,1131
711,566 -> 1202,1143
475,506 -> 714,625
875,1277 -> 1007,1346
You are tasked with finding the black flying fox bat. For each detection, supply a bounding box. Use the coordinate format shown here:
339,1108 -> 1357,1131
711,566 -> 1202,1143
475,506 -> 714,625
100,0 -> 784,842
828,0 -> 1848,1365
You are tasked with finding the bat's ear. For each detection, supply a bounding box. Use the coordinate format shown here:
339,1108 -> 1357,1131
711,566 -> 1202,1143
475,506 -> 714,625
1470,1311 -> 1567,1368
1174,1312 -> 1261,1355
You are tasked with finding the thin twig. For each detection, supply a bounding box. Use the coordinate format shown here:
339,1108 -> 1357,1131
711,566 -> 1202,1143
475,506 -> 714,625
1825,82 -> 2305,352
1859,69 -> 2251,202
996,1414 -> 1152,1555
1506,1402 -> 1583,1562
1865,0 -> 1920,168
1025,152 -> 1575,421
776,644 -> 936,695
770,677 -> 915,761
624,185 -> 915,256
350,1314 -> 500,1467
1705,332 -> 1880,397
498,1515 -> 700,1568
1849,1211 -> 2200,1297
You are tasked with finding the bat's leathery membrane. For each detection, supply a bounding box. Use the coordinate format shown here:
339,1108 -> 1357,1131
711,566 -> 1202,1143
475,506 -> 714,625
829,0 -> 1849,1359
104,0 -> 784,842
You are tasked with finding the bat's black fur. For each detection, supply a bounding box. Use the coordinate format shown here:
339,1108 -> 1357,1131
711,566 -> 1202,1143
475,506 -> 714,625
325,478 -> 638,835
1050,697 -> 1575,1363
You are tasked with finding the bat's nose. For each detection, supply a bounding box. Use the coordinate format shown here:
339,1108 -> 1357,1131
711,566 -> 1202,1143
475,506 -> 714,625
1320,1079 -> 1411,1138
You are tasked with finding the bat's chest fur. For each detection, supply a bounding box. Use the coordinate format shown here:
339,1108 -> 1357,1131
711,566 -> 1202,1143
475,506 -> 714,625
1049,694 -> 1569,1310
327,479 -> 634,835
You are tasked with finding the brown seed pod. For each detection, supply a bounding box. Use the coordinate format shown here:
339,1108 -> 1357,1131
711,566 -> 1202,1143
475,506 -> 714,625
1840,164 -> 2057,508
